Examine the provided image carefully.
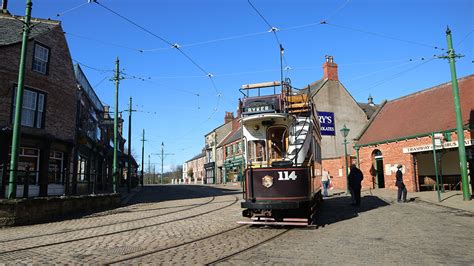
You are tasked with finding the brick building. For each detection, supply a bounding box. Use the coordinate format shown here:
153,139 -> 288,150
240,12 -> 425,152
185,150 -> 206,184
306,56 -> 379,189
0,12 -> 77,197
355,75 -> 474,193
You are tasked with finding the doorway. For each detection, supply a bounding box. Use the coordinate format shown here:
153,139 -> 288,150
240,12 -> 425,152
373,150 -> 385,188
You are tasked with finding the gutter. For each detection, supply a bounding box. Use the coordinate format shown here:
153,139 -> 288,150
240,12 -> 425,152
354,125 -> 471,148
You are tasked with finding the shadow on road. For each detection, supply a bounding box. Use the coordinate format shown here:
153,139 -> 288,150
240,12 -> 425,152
313,195 -> 390,227
126,185 -> 242,205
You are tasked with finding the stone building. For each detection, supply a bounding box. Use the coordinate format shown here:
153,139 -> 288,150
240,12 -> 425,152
0,12 -> 77,197
355,74 -> 474,193
307,56 -> 379,189
203,112 -> 234,184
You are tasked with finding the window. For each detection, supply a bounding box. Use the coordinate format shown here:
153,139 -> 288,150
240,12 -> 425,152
267,126 -> 288,160
77,155 -> 88,181
32,43 -> 49,74
12,87 -> 46,128
248,140 -> 266,162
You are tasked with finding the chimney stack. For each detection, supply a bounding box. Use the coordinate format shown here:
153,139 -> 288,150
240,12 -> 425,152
224,111 -> 234,124
323,55 -> 338,81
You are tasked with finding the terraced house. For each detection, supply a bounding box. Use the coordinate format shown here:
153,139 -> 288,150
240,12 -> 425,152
0,12 -> 77,197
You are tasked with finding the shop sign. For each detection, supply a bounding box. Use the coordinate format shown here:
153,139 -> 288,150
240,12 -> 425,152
317,111 -> 335,136
403,139 -> 472,153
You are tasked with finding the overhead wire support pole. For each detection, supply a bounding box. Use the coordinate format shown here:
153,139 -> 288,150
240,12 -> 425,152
112,57 -> 121,193
158,142 -> 174,184
141,129 -> 146,187
8,0 -> 32,199
126,97 -> 136,193
441,27 -> 470,200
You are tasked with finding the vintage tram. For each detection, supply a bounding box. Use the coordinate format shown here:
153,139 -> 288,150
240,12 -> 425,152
238,80 -> 323,226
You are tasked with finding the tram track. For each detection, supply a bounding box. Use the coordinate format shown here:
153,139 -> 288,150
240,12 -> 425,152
0,196 -> 239,256
206,227 -> 293,265
0,196 -> 218,243
107,225 -> 294,264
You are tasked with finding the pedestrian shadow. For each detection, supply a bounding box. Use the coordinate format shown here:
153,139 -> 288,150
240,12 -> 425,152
126,185 -> 242,205
312,195 -> 390,227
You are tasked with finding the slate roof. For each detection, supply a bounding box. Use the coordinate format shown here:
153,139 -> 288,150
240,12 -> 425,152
185,150 -> 206,163
222,127 -> 242,146
0,13 -> 60,46
357,102 -> 379,119
357,74 -> 474,146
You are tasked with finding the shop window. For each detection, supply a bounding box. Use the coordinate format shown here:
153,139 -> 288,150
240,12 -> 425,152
12,87 -> 46,128
248,140 -> 266,162
267,126 -> 288,161
49,151 -> 64,184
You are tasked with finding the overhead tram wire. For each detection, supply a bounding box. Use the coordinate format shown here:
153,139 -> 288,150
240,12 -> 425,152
343,57 -> 433,83
65,32 -> 144,52
53,1 -> 91,19
352,57 -> 436,94
322,22 -> 446,51
93,0 -> 222,118
247,0 -> 289,83
456,30 -> 474,46
72,59 -> 114,73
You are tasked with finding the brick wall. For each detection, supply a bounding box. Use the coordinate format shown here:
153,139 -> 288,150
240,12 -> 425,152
358,130 -> 473,192
0,24 -> 77,143
322,155 -> 355,190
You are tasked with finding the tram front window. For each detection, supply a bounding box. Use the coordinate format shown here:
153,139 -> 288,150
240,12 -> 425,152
248,140 -> 266,162
268,127 -> 287,161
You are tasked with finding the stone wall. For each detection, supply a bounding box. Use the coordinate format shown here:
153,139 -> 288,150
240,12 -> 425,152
0,193 -> 121,227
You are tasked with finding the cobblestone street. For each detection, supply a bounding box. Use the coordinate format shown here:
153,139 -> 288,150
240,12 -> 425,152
0,185 -> 472,264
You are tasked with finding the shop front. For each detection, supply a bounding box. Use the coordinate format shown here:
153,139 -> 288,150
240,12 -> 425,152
223,155 -> 244,183
403,138 -> 473,192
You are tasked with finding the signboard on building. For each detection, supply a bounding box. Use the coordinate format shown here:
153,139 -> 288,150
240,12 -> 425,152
317,111 -> 335,136
403,139 -> 472,153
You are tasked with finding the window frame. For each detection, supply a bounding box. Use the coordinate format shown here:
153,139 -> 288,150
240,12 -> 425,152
11,86 -> 47,129
32,42 -> 50,75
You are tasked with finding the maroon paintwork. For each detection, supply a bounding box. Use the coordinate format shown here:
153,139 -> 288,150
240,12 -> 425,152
245,167 -> 312,200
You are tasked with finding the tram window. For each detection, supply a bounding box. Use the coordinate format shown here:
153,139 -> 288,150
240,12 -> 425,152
267,127 -> 287,160
248,140 -> 266,162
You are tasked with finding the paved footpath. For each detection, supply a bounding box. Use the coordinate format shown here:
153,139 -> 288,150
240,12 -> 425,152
0,185 -> 472,264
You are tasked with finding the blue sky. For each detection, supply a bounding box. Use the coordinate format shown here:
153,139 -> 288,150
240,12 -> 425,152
7,0 -> 473,172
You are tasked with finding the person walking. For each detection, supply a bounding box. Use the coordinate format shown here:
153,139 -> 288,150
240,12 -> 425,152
321,169 -> 330,197
348,164 -> 363,206
396,164 -> 407,202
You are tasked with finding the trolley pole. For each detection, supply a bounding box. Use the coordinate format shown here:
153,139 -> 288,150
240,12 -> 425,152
112,58 -> 120,193
444,27 -> 471,200
8,0 -> 32,199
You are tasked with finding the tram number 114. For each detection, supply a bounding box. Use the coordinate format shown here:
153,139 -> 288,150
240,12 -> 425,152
278,171 -> 298,181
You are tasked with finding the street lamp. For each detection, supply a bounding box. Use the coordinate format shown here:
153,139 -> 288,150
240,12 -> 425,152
340,124 -> 350,193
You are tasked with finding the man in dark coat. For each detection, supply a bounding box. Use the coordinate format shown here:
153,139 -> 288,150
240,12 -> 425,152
396,164 -> 407,202
348,164 -> 363,206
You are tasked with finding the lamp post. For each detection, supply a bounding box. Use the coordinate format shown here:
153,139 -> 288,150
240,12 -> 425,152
340,124 -> 350,194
